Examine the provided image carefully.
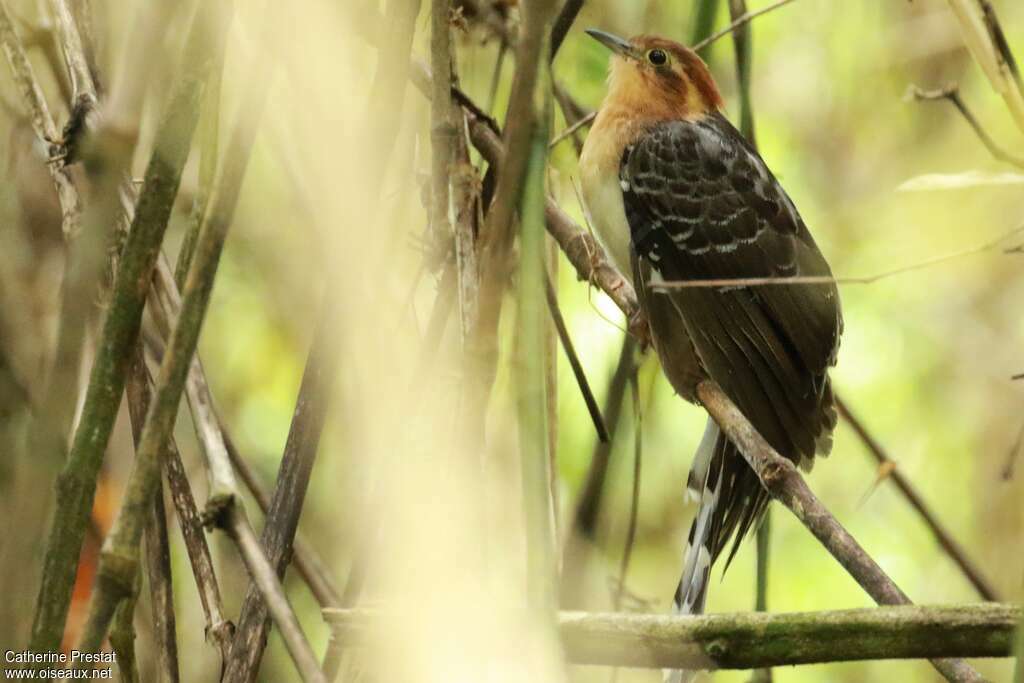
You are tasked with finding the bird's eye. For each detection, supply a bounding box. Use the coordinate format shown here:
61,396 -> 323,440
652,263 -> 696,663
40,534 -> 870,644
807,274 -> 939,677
647,49 -> 668,66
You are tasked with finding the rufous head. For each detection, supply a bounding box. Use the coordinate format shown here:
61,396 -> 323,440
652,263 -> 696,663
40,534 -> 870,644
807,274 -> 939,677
586,29 -> 724,121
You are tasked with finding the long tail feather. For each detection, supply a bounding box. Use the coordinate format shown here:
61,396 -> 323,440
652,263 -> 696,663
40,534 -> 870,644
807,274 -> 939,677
664,418 -> 726,683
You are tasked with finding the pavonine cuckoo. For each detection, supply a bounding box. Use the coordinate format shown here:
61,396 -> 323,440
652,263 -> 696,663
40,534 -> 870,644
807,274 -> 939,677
578,28 -> 843,652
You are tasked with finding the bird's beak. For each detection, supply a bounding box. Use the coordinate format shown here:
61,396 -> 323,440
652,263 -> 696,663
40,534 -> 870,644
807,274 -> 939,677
585,29 -> 638,60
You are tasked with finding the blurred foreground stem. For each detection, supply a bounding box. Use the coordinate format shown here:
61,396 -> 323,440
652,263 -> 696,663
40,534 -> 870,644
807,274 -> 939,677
28,1 -> 228,656
517,43 -> 556,610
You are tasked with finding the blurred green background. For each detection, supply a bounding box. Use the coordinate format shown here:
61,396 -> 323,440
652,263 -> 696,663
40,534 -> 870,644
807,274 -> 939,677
1,1 -> 1022,681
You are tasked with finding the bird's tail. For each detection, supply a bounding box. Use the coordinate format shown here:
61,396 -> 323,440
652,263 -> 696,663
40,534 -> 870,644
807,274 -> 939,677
675,418 -> 722,616
665,417 -> 769,683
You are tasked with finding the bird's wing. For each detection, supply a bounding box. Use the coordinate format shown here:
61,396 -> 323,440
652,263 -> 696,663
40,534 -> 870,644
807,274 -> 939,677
621,113 -> 842,464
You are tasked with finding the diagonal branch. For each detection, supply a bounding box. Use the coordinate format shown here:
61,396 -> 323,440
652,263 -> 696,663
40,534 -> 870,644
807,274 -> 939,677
125,350 -> 179,683
136,337 -> 234,664
836,396 -> 1000,601
696,380 -> 985,683
222,296 -> 338,683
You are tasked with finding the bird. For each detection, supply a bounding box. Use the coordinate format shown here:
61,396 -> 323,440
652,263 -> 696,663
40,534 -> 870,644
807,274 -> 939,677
579,29 -> 842,678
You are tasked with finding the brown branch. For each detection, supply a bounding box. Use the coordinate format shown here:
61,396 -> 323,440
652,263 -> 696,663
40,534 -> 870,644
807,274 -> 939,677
692,0 -> 798,52
47,0 -> 97,104
221,430 -> 342,607
454,94 -> 640,322
549,110 -> 595,149
695,380 -> 985,682
222,298 -> 338,683
836,396 -> 1001,601
909,84 -> 1024,170
550,0 -> 584,60
125,350 -> 179,682
136,336 -> 235,664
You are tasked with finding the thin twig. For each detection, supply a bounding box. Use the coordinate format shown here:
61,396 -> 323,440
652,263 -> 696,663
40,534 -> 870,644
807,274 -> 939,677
836,396 -> 1001,601
692,0 -> 797,53
47,0 -> 97,104
945,0 -> 1024,134
544,271 -> 609,443
125,350 -> 181,683
139,333 -> 235,663
223,506 -> 327,683
221,429 -> 343,608
909,84 -> 1024,170
549,0 -> 583,60
651,225 -> 1024,290
549,111 -> 595,149
326,604 -> 1019,669
223,297 -> 338,683
690,0 -> 721,59
696,380 -> 985,682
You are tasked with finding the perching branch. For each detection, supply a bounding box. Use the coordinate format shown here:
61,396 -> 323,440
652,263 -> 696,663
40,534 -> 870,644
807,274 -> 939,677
695,380 -> 985,683
324,603 -> 1019,670
836,396 -> 1000,602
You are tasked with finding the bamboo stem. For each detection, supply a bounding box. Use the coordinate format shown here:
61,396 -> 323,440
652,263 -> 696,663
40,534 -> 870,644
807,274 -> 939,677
28,1 -> 229,655
324,604 -> 1019,670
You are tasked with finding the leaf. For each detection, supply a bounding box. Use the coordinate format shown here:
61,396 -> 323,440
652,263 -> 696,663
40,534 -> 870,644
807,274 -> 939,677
897,170 -> 1024,191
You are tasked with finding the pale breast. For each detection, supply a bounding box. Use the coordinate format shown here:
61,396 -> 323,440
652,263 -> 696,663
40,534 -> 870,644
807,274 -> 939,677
579,113 -> 635,284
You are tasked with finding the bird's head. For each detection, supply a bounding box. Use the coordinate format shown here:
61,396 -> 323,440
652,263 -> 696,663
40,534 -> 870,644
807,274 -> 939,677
586,29 -> 723,121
